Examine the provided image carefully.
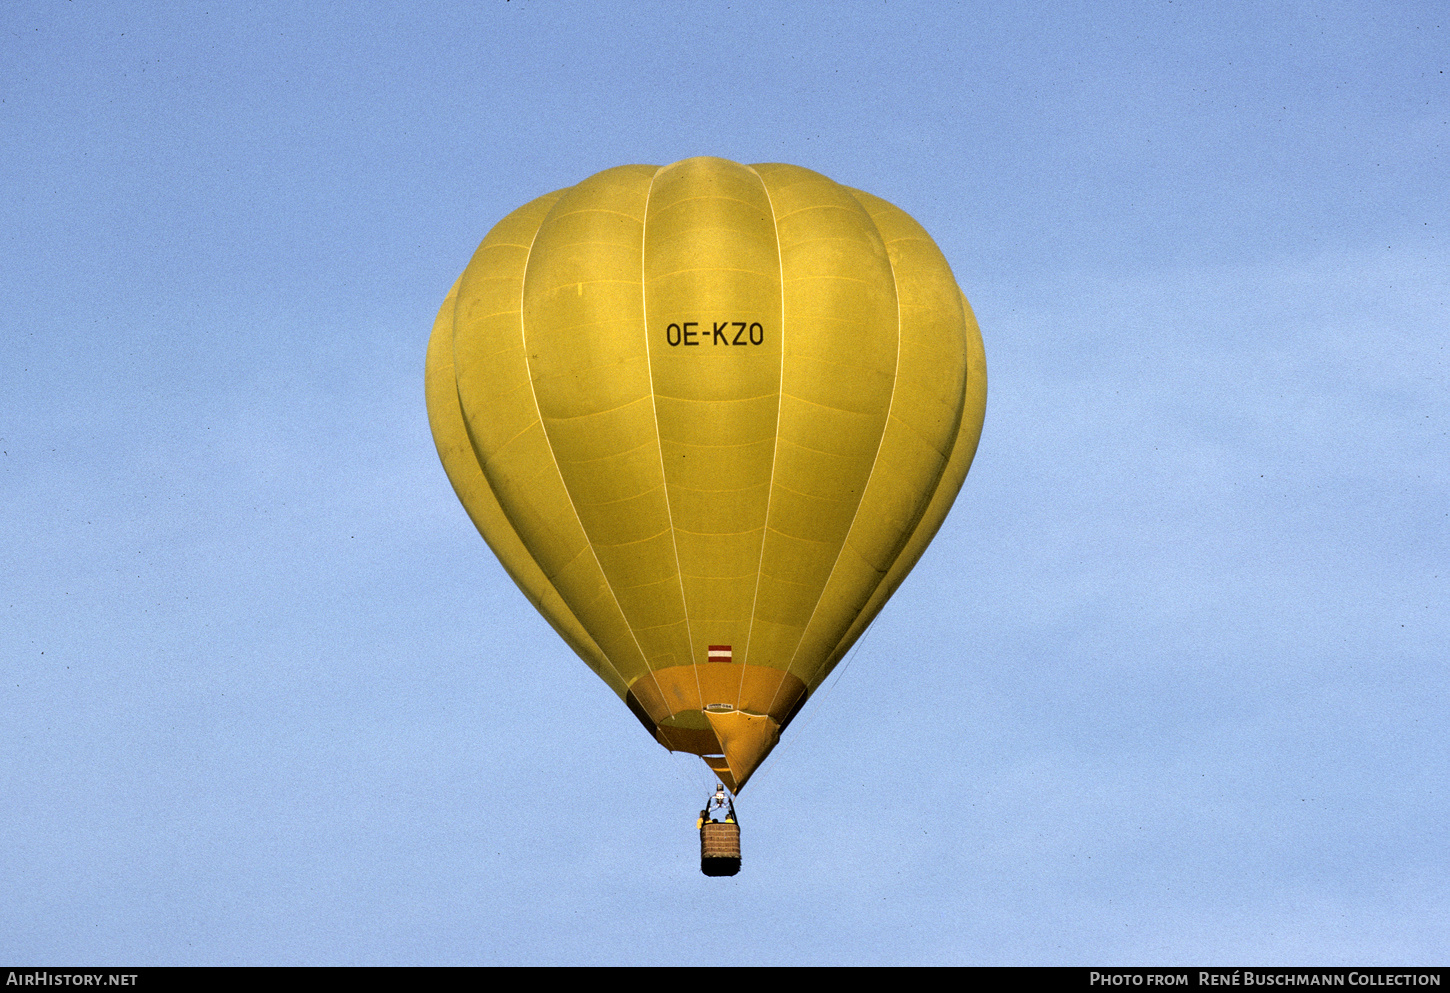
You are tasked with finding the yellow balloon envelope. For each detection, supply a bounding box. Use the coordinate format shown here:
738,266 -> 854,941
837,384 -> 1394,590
426,157 -> 986,791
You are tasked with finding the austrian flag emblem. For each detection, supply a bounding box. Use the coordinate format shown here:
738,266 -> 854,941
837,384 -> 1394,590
707,645 -> 732,664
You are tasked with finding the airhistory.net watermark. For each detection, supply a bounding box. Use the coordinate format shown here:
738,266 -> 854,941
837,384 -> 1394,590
6,974 -> 137,986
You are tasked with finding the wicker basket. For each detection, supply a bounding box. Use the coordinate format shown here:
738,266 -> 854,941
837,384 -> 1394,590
699,820 -> 742,876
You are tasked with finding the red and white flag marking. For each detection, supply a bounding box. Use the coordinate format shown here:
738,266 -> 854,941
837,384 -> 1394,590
707,645 -> 732,663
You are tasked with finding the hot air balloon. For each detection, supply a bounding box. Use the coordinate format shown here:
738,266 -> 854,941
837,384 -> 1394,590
425,157 -> 986,806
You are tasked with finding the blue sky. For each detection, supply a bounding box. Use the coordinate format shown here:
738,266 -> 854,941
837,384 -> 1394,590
3,0 -> 1445,965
